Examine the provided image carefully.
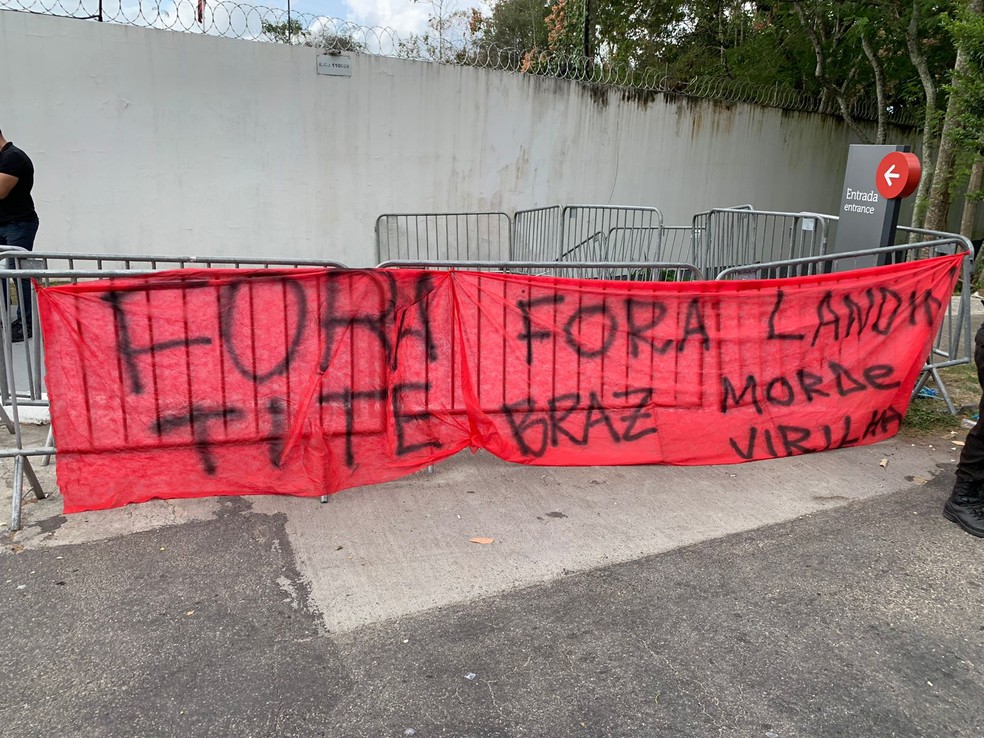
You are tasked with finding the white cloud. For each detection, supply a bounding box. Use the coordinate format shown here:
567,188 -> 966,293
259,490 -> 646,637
342,0 -> 430,37
7,0 -> 494,47
336,0 -> 495,56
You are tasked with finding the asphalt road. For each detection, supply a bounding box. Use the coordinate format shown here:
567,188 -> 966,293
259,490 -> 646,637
2,472 -> 982,737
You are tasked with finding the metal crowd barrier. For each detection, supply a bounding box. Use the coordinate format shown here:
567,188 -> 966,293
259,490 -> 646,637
715,233 -> 975,414
700,207 -> 832,278
377,204 -> 839,278
558,205 -> 663,267
373,259 -> 705,461
512,206 -> 562,263
390,206 -> 675,271
511,205 -> 668,277
1,227 -> 975,531
376,259 -> 703,282
0,249 -> 352,410
659,225 -> 697,264
898,226 -> 975,411
375,212 -> 513,264
0,249 -> 348,531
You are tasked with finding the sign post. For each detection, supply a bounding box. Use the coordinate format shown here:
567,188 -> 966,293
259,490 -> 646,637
833,144 -> 921,267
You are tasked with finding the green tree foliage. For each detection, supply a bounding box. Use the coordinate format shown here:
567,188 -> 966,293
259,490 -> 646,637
398,0 -> 476,62
544,0 -> 586,55
311,30 -> 368,53
947,1 -> 984,233
925,0 -> 984,232
472,0 -> 551,49
591,0 -> 687,69
261,19 -> 307,44
261,19 -> 367,52
947,1 -> 984,156
463,0 -> 982,234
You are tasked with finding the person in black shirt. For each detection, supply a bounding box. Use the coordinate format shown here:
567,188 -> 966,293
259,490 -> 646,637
0,128 -> 39,342
946,322 -> 984,537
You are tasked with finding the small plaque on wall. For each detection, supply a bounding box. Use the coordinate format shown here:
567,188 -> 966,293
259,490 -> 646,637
317,55 -> 353,77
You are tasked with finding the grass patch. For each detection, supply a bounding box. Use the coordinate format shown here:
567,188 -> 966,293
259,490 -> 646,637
902,362 -> 979,437
902,399 -> 962,434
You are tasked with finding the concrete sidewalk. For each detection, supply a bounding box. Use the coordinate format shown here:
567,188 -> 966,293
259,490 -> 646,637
2,427 -> 963,632
2,428 -> 981,736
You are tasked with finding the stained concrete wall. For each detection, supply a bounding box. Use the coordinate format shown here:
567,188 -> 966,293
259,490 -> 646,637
0,11 -> 914,266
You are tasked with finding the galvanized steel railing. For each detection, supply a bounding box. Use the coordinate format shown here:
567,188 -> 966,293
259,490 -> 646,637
375,212 -> 512,264
0,248 -> 347,531
700,207 -> 833,278
715,233 -> 975,415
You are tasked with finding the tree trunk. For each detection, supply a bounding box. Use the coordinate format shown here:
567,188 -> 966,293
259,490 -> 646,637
925,0 -> 984,233
860,31 -> 886,144
902,0 -> 938,230
911,110 -> 938,231
792,1 -> 871,142
925,125 -> 957,233
959,155 -> 984,238
832,84 -> 873,144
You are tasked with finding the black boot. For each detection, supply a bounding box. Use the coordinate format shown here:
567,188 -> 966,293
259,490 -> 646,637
943,480 -> 984,538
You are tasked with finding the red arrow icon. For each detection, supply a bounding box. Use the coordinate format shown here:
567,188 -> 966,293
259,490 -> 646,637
876,152 -> 921,199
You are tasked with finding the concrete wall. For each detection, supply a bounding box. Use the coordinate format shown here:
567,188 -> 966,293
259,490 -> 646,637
0,11 -> 915,266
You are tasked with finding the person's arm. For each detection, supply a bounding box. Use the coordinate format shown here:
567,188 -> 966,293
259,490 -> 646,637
0,173 -> 17,199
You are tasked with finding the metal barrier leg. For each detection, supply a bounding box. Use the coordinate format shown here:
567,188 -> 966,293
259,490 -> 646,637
912,371 -> 930,396
11,455 -> 23,531
7,454 -> 42,531
41,425 -> 54,467
22,456 -> 45,501
912,367 -> 957,415
0,273 -> 46,529
0,340 -> 8,411
928,367 -> 957,415
10,454 -> 49,529
0,404 -> 14,434
319,495 -> 329,504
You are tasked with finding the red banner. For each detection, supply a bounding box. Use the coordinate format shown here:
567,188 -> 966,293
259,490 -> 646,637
38,255 -> 962,513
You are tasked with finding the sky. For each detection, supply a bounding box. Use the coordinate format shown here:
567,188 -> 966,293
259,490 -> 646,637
4,0 -> 486,43
268,0 -> 493,53
248,0 -> 496,40
293,0 -> 432,37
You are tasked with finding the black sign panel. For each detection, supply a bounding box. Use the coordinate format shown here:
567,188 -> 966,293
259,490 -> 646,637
833,144 -> 910,267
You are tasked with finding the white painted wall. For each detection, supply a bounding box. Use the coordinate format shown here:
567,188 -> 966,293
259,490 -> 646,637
1,11 -> 919,267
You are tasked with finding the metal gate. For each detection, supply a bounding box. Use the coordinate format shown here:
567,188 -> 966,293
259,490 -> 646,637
700,207 -> 832,277
1,209 -> 974,531
375,212 -> 513,263
715,229 -> 974,413
0,248 -> 347,531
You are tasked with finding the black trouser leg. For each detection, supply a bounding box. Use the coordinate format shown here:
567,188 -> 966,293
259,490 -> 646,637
954,325 -> 984,486
0,218 -> 38,330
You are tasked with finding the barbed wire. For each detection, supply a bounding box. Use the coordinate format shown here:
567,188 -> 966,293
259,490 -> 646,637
1,0 -> 917,126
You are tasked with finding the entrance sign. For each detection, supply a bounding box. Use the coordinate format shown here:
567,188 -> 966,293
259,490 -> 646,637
38,258 -> 960,514
833,144 -> 919,265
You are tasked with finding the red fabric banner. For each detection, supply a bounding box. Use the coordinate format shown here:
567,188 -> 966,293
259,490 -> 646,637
38,255 -> 962,513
